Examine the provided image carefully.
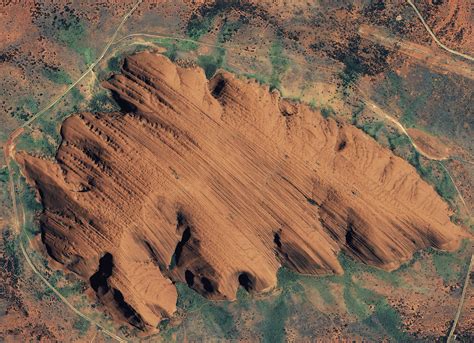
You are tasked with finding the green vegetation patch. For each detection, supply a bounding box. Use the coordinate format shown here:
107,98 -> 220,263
360,120 -> 385,139
16,130 -> 56,157
2,229 -> 22,284
320,106 -> 336,119
107,55 -> 122,73
408,153 -> 456,203
218,19 -> 244,43
269,41 -> 290,91
186,14 -> 215,41
42,68 -> 72,85
197,47 -> 226,79
430,241 -> 469,283
88,91 -> 120,113
377,71 -> 431,128
73,317 -> 90,337
52,13 -> 95,66
257,293 -> 289,343
175,283 -> 237,338
0,167 -> 8,183
11,96 -> 39,121
338,255 -> 409,341
151,37 -> 199,62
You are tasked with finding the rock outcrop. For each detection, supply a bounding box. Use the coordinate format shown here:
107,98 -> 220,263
17,52 -> 462,330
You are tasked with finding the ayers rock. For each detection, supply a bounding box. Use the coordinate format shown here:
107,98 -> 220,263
17,51 -> 462,330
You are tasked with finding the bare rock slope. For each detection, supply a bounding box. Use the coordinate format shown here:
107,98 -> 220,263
18,52 -> 462,329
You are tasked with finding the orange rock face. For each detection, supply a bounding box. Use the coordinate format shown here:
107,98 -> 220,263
17,52 -> 462,330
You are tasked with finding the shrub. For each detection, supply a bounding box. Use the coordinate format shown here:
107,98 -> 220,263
11,97 -> 39,121
0,167 -> 8,183
2,229 -> 22,283
42,68 -> 72,85
197,47 -> 226,78
257,294 -> 289,343
186,14 -> 214,40
321,106 -> 335,119
73,317 -> 90,336
202,304 -> 237,338
89,92 -> 119,113
269,41 -> 290,90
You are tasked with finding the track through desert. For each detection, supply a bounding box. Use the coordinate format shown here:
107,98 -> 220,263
447,254 -> 474,343
406,0 -> 474,62
1,1 -> 472,341
405,2 -> 474,339
3,0 -> 144,341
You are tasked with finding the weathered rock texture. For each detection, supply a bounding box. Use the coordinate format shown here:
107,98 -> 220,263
18,52 -> 462,330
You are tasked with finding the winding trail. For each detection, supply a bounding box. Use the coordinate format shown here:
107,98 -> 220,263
405,1 -> 474,340
1,1 -> 472,341
20,0 -> 143,130
447,254 -> 474,343
3,0 -> 144,341
406,0 -> 474,62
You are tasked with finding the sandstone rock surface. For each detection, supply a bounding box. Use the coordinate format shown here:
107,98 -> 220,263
18,52 -> 462,329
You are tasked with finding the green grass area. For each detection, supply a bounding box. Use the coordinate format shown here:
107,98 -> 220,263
243,72 -> 268,85
174,283 -> 237,338
73,317 -> 90,337
430,240 -> 469,284
197,47 -> 226,79
201,303 -> 236,338
17,175 -> 42,214
408,153 -> 457,203
320,106 -> 335,119
176,40 -> 199,52
360,120 -> 385,139
16,131 -> 56,157
164,252 -> 411,341
55,18 -> 86,48
186,14 -> 215,41
351,103 -> 365,124
11,96 -> 39,121
42,68 -> 72,85
0,167 -> 8,183
88,91 -> 120,113
257,293 -> 289,343
269,41 -> 290,91
379,72 -> 431,128
387,131 -> 411,151
339,55 -> 365,95
69,88 -> 85,112
150,37 -> 199,62
339,255 -> 409,341
52,13 -> 95,66
218,19 -> 243,43
2,229 -> 22,284
107,55 -> 122,73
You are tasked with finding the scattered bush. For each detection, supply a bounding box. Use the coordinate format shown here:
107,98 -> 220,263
73,317 -> 90,337
89,92 -> 119,113
360,120 -> 384,139
2,229 -> 22,283
52,13 -> 95,65
320,106 -> 335,119
42,68 -> 72,85
11,97 -> 39,121
269,41 -> 290,90
186,14 -> 215,40
197,47 -> 226,78
257,294 -> 289,343
0,167 -> 8,183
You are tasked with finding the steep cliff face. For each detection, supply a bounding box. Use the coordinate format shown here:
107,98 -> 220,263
17,52 -> 462,330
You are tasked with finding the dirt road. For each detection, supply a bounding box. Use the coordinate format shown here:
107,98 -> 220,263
3,1 -> 144,341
